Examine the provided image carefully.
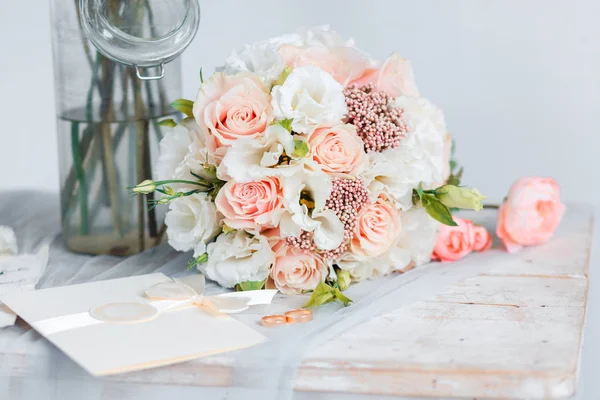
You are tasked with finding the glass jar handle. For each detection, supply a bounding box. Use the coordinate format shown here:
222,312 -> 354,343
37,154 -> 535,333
134,64 -> 165,81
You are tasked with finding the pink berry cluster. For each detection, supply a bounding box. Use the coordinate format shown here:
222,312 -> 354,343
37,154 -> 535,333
344,83 -> 409,153
321,178 -> 371,260
286,230 -> 316,254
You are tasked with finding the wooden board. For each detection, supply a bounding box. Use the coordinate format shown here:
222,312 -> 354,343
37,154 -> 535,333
2,206 -> 594,399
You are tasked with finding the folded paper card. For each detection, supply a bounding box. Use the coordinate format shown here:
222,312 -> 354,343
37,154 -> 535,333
1,273 -> 272,376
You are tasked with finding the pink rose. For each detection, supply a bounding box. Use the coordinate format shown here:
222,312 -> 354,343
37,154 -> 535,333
350,196 -> 401,258
279,44 -> 371,86
308,124 -> 367,176
349,53 -> 420,97
473,225 -> 492,252
269,238 -> 328,295
193,72 -> 272,161
496,177 -> 565,253
215,177 -> 284,231
432,217 -> 475,262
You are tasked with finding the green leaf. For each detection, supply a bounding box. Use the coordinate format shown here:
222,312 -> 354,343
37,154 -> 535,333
199,67 -> 204,84
303,282 -> 336,308
170,99 -> 194,118
278,118 -> 294,132
235,280 -> 266,291
293,139 -> 309,158
333,288 -> 353,306
422,194 -> 458,226
156,118 -> 177,128
449,159 -> 457,173
447,166 -> 464,186
303,281 -> 353,308
188,253 -> 208,270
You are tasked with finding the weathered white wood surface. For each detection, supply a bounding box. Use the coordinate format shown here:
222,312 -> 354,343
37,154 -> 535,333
0,197 -> 593,399
99,206 -> 593,399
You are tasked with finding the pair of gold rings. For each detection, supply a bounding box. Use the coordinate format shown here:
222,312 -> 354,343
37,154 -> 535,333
261,309 -> 313,327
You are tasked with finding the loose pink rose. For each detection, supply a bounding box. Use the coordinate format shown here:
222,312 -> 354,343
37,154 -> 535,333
473,225 -> 492,252
496,177 -> 565,253
193,72 -> 272,161
309,124 -> 367,176
350,196 -> 401,258
432,217 -> 476,262
215,177 -> 284,231
349,53 -> 420,97
270,239 -> 328,295
279,44 -> 371,86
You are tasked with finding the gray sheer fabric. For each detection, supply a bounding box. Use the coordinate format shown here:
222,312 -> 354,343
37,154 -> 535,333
0,191 -> 495,399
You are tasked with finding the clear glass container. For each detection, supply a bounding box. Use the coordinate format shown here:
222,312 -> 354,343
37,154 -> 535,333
50,0 -> 198,256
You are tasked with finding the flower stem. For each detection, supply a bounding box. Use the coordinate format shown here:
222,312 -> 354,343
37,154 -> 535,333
483,204 -> 500,210
70,121 -> 89,235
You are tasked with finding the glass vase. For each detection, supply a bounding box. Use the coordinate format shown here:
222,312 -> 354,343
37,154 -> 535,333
50,0 -> 182,256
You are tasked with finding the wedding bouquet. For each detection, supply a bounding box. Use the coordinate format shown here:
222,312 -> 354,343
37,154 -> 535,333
131,26 -> 487,306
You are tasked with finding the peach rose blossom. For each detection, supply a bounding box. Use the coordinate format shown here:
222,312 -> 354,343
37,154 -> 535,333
269,237 -> 328,295
473,225 -> 492,252
308,124 -> 367,176
496,177 -> 565,253
215,177 -> 284,231
349,53 -> 420,97
432,217 -> 475,262
350,195 -> 401,258
193,72 -> 272,161
279,44 -> 371,86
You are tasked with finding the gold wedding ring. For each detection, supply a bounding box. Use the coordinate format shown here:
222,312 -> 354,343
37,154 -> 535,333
284,309 -> 313,324
261,314 -> 287,327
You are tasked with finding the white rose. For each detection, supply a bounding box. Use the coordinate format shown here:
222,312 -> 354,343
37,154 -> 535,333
271,65 -> 347,134
218,41 -> 285,86
279,169 -> 344,251
165,193 -> 221,257
218,124 -> 304,182
361,96 -> 447,210
201,231 -> 274,288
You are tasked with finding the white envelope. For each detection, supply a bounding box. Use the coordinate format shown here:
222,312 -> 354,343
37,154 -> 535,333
1,273 -> 267,376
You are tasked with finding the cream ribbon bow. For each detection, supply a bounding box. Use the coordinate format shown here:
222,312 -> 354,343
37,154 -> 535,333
145,275 -> 275,316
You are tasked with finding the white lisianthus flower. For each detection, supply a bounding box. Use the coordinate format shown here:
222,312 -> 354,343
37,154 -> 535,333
165,193 -> 221,257
155,119 -> 217,190
279,169 -> 344,251
155,124 -> 190,182
361,96 -> 447,210
201,231 -> 274,288
298,25 -> 355,48
271,65 -> 347,134
218,124 -> 304,182
218,41 -> 285,86
395,206 -> 439,268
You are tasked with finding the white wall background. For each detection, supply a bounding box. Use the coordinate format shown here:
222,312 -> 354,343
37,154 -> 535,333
0,0 -> 599,204
0,1 -> 599,399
